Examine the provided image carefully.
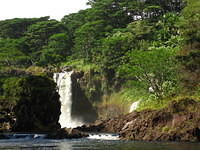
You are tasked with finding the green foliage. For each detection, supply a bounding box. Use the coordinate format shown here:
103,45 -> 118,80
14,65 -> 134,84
127,20 -> 154,41
38,33 -> 71,66
155,13 -> 182,42
182,0 -> 200,17
0,0 -> 199,113
0,17 -> 50,38
194,86 -> 200,97
73,20 -> 106,61
6,75 -> 61,131
2,77 -> 20,102
0,39 -> 31,68
88,0 -> 133,28
120,84 -> 149,103
144,0 -> 185,14
102,31 -> 134,82
24,20 -> 66,53
119,46 -> 179,98
62,9 -> 90,37
180,0 -> 200,46
61,59 -> 99,72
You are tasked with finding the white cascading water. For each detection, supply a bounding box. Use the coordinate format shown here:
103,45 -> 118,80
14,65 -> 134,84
53,71 -> 83,128
129,100 -> 141,113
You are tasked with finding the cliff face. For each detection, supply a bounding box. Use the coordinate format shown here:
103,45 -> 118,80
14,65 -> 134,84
78,98 -> 200,142
73,69 -> 130,120
71,71 -> 98,124
77,69 -> 105,103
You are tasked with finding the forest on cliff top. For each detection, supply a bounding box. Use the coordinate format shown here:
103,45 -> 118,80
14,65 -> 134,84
0,0 -> 199,113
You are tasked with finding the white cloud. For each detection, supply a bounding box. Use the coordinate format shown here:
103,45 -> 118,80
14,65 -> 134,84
0,0 -> 89,21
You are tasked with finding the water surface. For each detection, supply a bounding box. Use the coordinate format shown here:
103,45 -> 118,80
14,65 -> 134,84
0,134 -> 200,150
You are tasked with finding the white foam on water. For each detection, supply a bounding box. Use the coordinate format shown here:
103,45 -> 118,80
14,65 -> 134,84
8,134 -> 46,139
87,133 -> 119,140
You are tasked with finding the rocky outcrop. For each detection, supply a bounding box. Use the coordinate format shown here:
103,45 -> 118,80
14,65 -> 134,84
76,69 -> 104,103
0,69 -> 31,77
78,98 -> 200,142
47,128 -> 88,139
11,76 -> 61,132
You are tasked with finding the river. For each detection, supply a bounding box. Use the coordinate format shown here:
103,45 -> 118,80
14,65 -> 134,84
0,133 -> 200,150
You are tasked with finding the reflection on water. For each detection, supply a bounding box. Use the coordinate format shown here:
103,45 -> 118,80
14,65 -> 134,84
0,138 -> 200,150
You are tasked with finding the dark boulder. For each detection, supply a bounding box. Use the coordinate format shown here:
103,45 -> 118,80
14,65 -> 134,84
11,75 -> 61,132
0,133 -> 9,139
47,128 -> 88,139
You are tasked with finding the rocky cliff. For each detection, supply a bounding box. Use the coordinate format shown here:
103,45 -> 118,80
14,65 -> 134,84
78,98 -> 200,142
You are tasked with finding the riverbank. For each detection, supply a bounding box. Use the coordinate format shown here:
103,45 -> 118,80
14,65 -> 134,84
78,98 -> 200,142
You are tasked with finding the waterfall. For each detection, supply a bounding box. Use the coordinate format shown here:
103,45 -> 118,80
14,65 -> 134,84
129,100 -> 141,113
53,71 -> 83,128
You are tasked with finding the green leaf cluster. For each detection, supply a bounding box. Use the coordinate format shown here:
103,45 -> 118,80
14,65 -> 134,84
0,0 -> 200,104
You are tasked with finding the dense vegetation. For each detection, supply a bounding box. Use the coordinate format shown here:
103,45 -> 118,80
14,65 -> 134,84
0,75 -> 61,132
0,0 -> 200,116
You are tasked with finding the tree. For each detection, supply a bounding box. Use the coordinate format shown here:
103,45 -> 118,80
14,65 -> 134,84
101,31 -> 134,84
61,9 -> 90,38
118,46 -> 179,98
180,0 -> 200,47
73,20 -> 106,61
155,13 -> 182,43
127,20 -> 154,41
0,39 -> 31,68
0,17 -> 50,39
88,0 -> 133,28
145,0 -> 185,14
38,33 -> 72,66
24,20 -> 66,62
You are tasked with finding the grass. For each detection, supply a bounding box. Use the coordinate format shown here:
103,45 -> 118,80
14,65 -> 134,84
137,94 -> 200,111
61,59 -> 99,72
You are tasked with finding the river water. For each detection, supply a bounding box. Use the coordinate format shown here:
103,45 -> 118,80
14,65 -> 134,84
0,134 -> 200,150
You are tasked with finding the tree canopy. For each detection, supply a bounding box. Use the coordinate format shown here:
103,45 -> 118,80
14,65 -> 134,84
0,0 -> 199,100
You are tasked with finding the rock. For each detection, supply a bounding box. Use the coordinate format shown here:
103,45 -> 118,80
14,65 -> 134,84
71,71 -> 84,79
61,66 -> 73,72
119,98 -> 200,141
0,69 -> 31,77
78,98 -> 200,142
47,128 -> 88,139
0,122 -> 11,132
0,134 -> 9,139
76,120 -> 105,132
0,98 -> 15,132
71,72 -> 98,124
11,76 -> 61,132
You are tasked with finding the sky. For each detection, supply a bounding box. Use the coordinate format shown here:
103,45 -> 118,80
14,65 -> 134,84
0,0 -> 89,21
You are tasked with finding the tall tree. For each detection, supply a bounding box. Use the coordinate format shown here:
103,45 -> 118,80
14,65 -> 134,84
23,20 -> 66,64
0,17 -> 50,39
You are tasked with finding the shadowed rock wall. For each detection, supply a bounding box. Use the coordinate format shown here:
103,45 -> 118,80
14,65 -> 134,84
71,72 -> 98,124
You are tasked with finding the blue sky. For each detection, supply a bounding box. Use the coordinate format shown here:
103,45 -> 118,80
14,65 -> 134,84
0,0 -> 89,21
